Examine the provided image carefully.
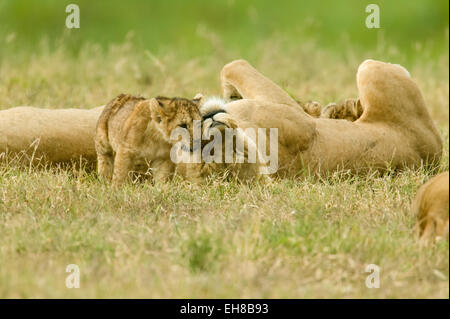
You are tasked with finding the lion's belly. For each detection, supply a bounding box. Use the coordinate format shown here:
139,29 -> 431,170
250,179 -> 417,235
303,119 -> 420,173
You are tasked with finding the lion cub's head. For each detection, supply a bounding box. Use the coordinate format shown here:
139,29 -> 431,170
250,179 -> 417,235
149,96 -> 202,145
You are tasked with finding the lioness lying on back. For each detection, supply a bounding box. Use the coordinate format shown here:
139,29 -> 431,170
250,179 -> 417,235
95,94 -> 202,185
211,59 -> 442,177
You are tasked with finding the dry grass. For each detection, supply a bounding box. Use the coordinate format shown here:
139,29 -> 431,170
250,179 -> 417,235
0,36 -> 448,298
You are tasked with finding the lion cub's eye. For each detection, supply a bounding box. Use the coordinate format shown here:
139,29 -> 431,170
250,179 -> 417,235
179,123 -> 188,129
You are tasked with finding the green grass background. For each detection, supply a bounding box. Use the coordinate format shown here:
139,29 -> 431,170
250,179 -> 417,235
1,0 -> 448,58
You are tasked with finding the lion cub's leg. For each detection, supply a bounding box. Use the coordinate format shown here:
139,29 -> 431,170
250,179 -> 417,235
220,59 -> 299,107
320,98 -> 363,121
95,93 -> 135,181
97,151 -> 114,181
112,146 -> 135,186
95,129 -> 115,181
112,101 -> 153,186
152,159 -> 175,183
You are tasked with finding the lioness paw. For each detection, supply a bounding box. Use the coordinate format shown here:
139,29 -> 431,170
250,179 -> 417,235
298,100 -> 322,118
320,98 -> 363,122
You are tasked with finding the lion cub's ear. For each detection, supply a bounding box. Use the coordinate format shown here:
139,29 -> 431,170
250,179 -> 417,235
192,93 -> 204,105
149,98 -> 165,123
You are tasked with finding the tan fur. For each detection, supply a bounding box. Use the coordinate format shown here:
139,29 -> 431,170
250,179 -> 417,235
298,99 -> 363,121
95,94 -> 202,185
320,98 -> 364,121
175,111 -> 267,183
0,105 -> 104,166
212,59 -> 442,178
297,101 -> 322,118
413,172 -> 449,243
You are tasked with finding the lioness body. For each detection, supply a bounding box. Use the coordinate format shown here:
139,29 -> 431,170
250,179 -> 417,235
0,106 -> 104,165
217,59 -> 442,177
414,171 -> 449,242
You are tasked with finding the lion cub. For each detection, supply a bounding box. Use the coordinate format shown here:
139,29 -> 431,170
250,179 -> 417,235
95,94 -> 202,185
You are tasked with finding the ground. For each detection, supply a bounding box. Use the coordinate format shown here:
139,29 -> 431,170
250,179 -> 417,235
0,35 -> 448,298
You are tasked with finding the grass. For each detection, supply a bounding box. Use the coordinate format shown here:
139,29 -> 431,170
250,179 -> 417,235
0,164 -> 448,298
0,22 -> 449,298
1,0 -> 448,58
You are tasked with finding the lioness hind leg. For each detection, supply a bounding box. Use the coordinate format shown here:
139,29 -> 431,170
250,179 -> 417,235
220,59 -> 298,107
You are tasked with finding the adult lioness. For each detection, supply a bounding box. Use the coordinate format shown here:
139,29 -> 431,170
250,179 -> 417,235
95,94 -> 202,185
0,105 -> 104,166
413,171 -> 449,243
211,59 -> 442,177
